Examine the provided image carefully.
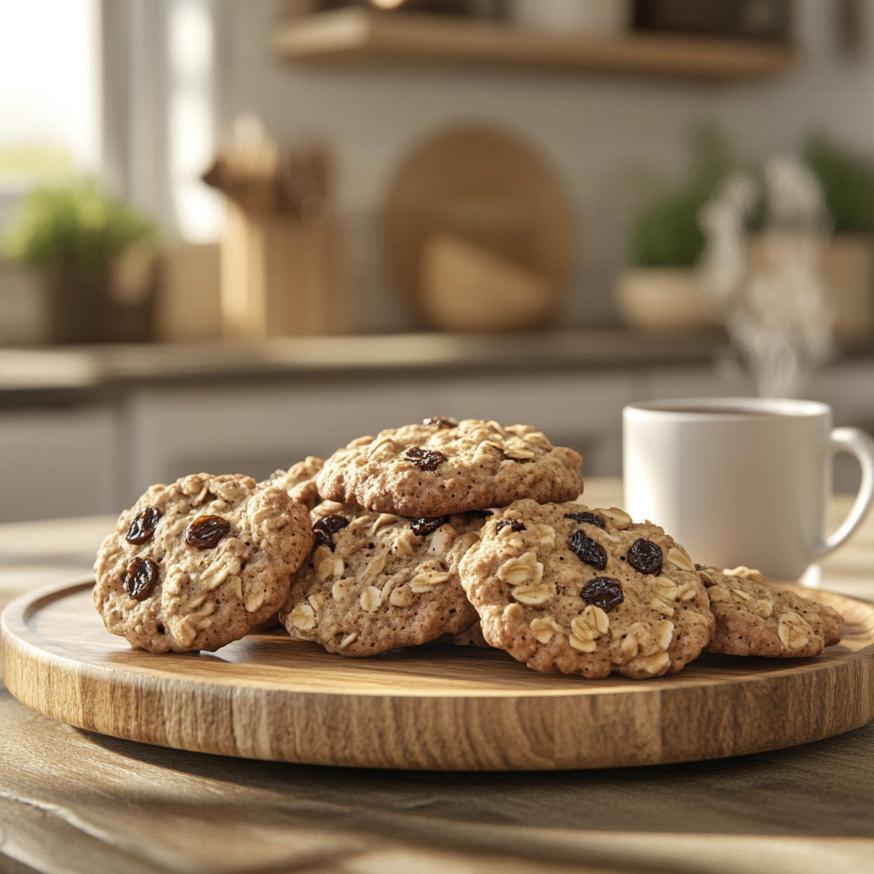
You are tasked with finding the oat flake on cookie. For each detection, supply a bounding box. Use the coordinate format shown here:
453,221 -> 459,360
700,565 -> 843,658
93,473 -> 312,653
280,501 -> 486,656
315,417 -> 583,517
459,499 -> 715,679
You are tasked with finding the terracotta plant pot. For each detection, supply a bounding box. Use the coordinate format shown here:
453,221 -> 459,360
617,236 -> 874,339
615,268 -> 721,332
820,235 -> 874,341
42,249 -> 158,344
746,233 -> 874,343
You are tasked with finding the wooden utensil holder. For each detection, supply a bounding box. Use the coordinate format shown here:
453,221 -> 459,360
220,204 -> 344,338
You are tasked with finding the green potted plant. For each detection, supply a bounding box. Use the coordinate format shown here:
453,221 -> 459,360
803,135 -> 874,340
615,128 -> 726,331
2,181 -> 158,343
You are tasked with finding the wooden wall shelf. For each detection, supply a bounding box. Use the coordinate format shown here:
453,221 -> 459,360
273,10 -> 796,81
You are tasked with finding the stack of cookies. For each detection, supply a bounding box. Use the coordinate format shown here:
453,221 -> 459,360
93,417 -> 843,679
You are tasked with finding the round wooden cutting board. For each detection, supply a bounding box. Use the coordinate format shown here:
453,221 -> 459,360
383,125 -> 574,331
3,580 -> 874,771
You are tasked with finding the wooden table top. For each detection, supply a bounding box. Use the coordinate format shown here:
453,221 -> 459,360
2,479 -> 874,874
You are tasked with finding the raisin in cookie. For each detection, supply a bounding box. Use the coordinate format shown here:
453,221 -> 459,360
459,500 -> 714,678
93,473 -> 312,653
700,566 -> 843,658
265,456 -> 324,510
280,502 -> 483,656
316,418 -> 582,517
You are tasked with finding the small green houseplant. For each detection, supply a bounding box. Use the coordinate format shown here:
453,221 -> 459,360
2,181 -> 158,343
616,128 -> 729,331
804,135 -> 874,234
618,130 -> 874,337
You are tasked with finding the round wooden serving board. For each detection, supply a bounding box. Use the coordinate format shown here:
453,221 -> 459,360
3,580 -> 874,771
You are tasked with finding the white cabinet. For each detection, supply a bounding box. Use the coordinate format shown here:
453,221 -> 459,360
0,406 -> 117,522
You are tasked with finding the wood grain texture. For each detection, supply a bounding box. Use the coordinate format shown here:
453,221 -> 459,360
3,489 -> 874,873
273,10 -> 797,80
3,580 -> 874,772
4,681 -> 874,874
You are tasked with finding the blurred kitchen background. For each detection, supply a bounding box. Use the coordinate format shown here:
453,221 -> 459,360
2,0 -> 874,522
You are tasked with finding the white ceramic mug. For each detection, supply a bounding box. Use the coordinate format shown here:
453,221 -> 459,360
622,398 -> 874,581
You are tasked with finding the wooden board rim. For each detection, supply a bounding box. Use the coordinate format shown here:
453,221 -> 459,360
3,580 -> 874,771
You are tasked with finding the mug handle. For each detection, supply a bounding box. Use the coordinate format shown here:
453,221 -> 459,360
816,427 -> 874,558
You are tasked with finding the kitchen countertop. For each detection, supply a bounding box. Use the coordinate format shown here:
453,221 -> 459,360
0,329 -> 775,400
2,331 -> 873,408
2,479 -> 874,874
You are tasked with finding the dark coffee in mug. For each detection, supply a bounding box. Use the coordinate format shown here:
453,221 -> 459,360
656,406 -> 779,416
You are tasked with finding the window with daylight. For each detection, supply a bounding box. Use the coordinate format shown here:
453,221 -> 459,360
0,0 -> 101,210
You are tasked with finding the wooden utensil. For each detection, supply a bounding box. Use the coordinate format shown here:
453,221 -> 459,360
4,580 -> 873,771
